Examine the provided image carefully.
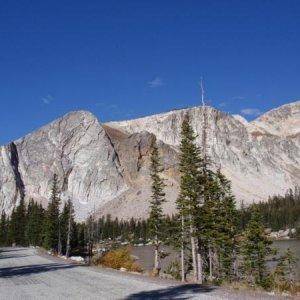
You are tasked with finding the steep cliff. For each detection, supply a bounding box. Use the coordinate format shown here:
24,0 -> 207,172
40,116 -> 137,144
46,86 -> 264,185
0,111 -> 127,220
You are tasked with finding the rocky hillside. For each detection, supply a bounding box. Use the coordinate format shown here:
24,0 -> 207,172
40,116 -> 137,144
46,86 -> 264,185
107,101 -> 300,214
0,101 -> 299,220
0,111 -> 127,220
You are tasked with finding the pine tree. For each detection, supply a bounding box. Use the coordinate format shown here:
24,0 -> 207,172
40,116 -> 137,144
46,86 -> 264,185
25,199 -> 44,246
215,170 -> 238,281
65,198 -> 75,258
14,197 -> 27,245
197,170 -> 219,281
148,137 -> 166,275
8,208 -> 17,245
85,212 -> 96,265
241,206 -> 273,287
176,115 -> 203,282
43,174 -> 61,251
59,201 -> 69,254
7,199 -> 27,246
0,211 -> 8,246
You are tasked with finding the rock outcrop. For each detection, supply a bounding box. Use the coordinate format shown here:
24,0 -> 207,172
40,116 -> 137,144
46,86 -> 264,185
0,111 -> 127,220
0,101 -> 299,220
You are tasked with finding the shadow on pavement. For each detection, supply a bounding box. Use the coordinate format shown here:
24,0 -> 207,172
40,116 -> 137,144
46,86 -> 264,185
124,284 -> 216,300
0,263 -> 78,278
0,248 -> 28,253
0,254 -> 32,259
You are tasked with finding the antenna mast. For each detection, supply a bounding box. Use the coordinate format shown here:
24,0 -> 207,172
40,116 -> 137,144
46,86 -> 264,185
200,77 -> 208,161
200,77 -> 205,107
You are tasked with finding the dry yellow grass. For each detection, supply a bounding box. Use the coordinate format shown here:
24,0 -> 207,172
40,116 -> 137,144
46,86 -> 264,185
98,247 -> 142,272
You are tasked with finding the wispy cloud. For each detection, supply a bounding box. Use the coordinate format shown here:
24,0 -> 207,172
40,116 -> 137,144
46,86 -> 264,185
232,96 -> 245,101
95,101 -> 135,120
148,76 -> 164,88
42,94 -> 54,105
108,104 -> 119,110
218,102 -> 227,108
241,108 -> 262,116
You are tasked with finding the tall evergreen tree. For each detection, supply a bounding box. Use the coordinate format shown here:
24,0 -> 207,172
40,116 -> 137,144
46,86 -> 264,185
176,115 -> 203,282
7,208 -> 17,245
215,170 -> 238,281
59,201 -> 69,254
241,206 -> 273,287
7,199 -> 27,246
148,137 -> 166,275
14,197 -> 27,245
197,170 -> 219,281
43,174 -> 61,251
0,211 -> 8,246
25,199 -> 44,246
65,198 -> 75,258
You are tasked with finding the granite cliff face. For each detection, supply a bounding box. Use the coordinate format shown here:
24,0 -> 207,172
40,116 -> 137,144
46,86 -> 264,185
0,111 -> 127,220
0,101 -> 299,220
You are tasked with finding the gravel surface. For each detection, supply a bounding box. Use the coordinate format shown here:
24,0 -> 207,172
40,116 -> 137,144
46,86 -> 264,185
0,247 -> 285,300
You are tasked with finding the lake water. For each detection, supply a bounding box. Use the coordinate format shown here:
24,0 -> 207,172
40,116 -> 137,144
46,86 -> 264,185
132,239 -> 300,280
273,239 -> 300,280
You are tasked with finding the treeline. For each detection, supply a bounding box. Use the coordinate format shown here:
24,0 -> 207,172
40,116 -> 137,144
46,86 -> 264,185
2,188 -> 298,252
239,187 -> 300,231
78,186 -> 300,244
0,175 -> 85,257
92,215 -> 149,243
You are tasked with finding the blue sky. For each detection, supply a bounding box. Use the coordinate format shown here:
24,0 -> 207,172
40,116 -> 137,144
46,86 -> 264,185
0,0 -> 299,144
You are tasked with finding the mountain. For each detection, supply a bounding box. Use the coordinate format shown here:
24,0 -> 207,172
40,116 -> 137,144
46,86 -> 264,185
0,111 -> 127,220
0,101 -> 299,220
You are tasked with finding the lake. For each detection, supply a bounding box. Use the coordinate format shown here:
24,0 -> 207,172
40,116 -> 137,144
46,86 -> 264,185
273,239 -> 300,280
132,239 -> 300,280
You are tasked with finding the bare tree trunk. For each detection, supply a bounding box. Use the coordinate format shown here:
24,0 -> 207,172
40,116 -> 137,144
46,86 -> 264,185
197,252 -> 203,284
233,248 -> 238,280
66,210 -> 72,258
154,247 -> 159,270
86,212 -> 95,266
153,235 -> 160,276
181,216 -> 185,282
189,218 -> 198,282
58,218 -> 62,255
208,245 -> 213,281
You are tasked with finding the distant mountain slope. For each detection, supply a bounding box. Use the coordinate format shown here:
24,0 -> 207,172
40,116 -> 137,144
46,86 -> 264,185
0,101 -> 299,220
106,101 -> 300,213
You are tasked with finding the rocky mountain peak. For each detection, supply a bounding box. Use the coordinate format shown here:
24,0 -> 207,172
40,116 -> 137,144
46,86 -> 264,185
251,101 -> 300,137
106,102 -> 300,217
0,110 -> 127,220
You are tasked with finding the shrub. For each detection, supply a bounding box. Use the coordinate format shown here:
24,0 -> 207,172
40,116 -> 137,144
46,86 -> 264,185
164,260 -> 181,280
99,247 -> 142,272
269,248 -> 299,294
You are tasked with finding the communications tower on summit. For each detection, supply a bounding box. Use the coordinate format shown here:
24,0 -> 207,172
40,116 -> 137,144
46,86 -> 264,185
200,77 -> 208,162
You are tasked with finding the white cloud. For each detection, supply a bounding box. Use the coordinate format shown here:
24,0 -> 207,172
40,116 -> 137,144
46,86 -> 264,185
108,104 -> 118,110
232,96 -> 245,101
42,94 -> 54,105
148,77 -> 163,88
241,108 -> 262,116
218,102 -> 227,108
